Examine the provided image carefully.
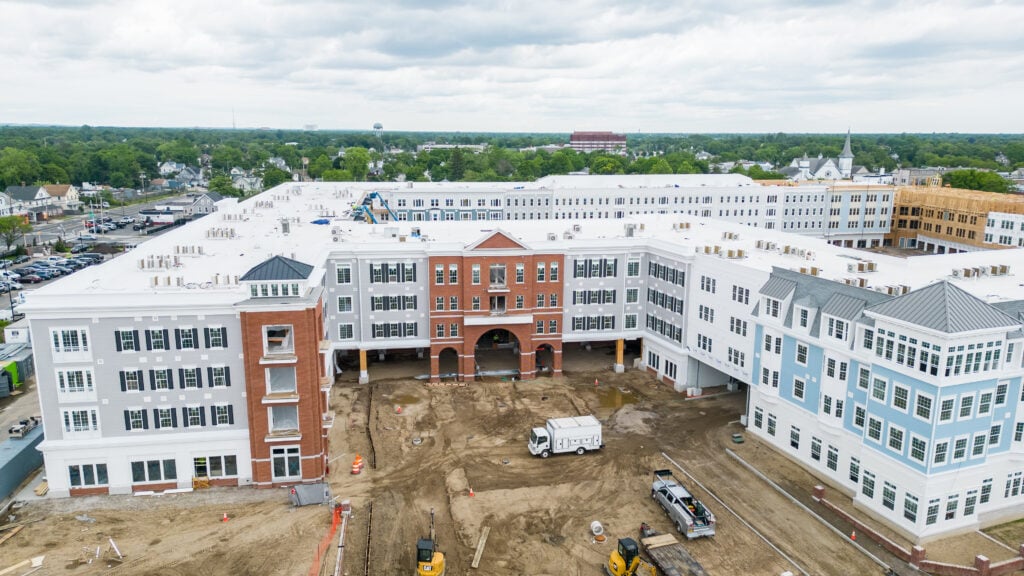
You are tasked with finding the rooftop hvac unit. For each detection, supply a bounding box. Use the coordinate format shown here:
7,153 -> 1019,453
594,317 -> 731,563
727,249 -> 736,258
800,267 -> 808,275
767,242 -> 777,250
563,231 -> 574,240
756,240 -> 765,249
573,224 -> 581,232
866,262 -> 877,272
703,246 -> 712,254
547,233 -> 557,241
810,267 -> 819,276
1000,264 -> 1010,275
625,224 -> 636,237
736,249 -> 746,259
783,245 -> 792,254
713,245 -> 721,254
859,277 -> 868,287
399,236 -> 407,242
964,268 -> 974,278
639,223 -> 645,231
847,263 -> 857,273
952,269 -> 962,278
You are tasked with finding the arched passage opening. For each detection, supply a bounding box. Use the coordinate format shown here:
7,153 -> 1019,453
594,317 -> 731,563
474,328 -> 520,378
535,344 -> 555,376
438,347 -> 459,379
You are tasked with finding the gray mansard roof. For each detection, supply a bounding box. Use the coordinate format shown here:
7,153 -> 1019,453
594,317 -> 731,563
757,267 -> 889,337
240,255 -> 314,281
866,281 -> 1019,334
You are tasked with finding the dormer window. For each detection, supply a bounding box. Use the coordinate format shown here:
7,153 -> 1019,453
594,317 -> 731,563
764,297 -> 781,318
827,317 -> 847,340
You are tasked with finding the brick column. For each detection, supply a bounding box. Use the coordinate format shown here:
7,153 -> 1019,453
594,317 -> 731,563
552,346 -> 563,378
910,546 -> 926,567
975,555 -> 991,576
462,353 -> 476,382
429,353 -> 440,383
812,485 -> 825,501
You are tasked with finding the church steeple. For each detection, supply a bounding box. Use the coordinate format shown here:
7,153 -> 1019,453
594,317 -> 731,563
838,129 -> 853,178
840,129 -> 853,159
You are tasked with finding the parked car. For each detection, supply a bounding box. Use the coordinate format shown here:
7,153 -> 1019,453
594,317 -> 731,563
18,274 -> 43,284
78,234 -> 98,243
12,255 -> 30,264
70,244 -> 89,254
0,270 -> 21,280
1,280 -> 22,291
79,253 -> 104,262
118,216 -> 134,225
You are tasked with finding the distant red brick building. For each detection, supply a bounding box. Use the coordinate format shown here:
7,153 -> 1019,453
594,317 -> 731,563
569,131 -> 627,154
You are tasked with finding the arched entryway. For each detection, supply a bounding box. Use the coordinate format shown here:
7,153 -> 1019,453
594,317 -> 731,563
438,347 -> 459,379
535,344 -> 555,376
474,328 -> 521,378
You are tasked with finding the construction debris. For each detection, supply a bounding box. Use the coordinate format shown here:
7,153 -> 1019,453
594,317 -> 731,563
0,556 -> 44,576
471,526 -> 490,569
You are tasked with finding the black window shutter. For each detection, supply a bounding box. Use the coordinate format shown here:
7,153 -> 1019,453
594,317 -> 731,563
171,409 -> 178,428
153,409 -> 161,429
123,410 -> 131,430
149,369 -> 156,390
224,367 -> 231,387
165,369 -> 173,388
204,328 -> 211,348
196,369 -> 203,387
207,367 -> 214,387
199,408 -> 206,426
132,330 -> 139,350
221,327 -> 228,348
174,329 -> 182,349
182,407 -> 190,428
145,330 -> 152,350
162,329 -> 169,349
119,372 -> 127,392
227,405 -> 234,425
178,368 -> 185,388
115,331 -> 123,351
210,406 -> 218,426
142,411 -> 149,429
136,370 -> 144,387
191,328 -> 199,348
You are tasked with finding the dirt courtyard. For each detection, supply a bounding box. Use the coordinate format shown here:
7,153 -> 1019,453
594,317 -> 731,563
3,350 -> 1019,575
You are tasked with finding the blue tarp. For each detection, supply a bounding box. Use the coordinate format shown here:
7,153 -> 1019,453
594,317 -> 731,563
310,219 -> 330,225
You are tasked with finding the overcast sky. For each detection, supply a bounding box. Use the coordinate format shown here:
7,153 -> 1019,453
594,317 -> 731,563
1,0 -> 1022,133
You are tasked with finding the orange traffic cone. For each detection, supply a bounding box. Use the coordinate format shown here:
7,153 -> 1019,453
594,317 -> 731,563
594,378 -> 599,388
395,405 -> 403,414
222,513 -> 229,522
850,530 -> 856,541
354,454 -> 363,467
468,486 -> 475,497
351,460 -> 362,475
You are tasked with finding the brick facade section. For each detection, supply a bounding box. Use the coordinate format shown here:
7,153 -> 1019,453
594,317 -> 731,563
239,301 -> 328,487
132,481 -> 178,493
70,486 -> 110,497
427,233 -> 564,382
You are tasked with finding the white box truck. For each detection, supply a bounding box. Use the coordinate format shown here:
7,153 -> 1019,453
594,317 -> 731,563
527,415 -> 603,458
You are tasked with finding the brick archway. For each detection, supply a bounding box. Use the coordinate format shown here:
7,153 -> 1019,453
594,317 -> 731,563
462,323 -> 536,382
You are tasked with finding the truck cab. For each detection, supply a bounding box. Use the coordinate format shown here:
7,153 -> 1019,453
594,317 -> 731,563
528,427 -> 550,457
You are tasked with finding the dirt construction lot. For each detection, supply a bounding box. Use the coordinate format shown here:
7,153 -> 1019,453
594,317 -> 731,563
6,356 -> 1004,575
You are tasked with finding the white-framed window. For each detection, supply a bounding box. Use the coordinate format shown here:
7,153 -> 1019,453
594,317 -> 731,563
195,455 -> 238,478
867,417 -> 882,442
155,408 -> 176,428
146,328 -> 170,351
827,317 -> 847,340
939,398 -> 955,422
888,424 -> 905,453
436,323 -> 445,338
892,384 -> 909,412
989,424 -> 1001,446
131,459 -> 176,483
272,446 -> 301,480
68,463 -> 108,487
472,296 -> 480,311
181,367 -> 201,389
270,405 -> 299,431
793,378 -> 805,400
910,435 -> 927,463
124,408 -> 148,430
57,369 -> 95,395
798,308 -> 809,328
265,367 -> 294,394
933,440 -> 948,465
549,262 -> 559,281
450,296 -> 458,310
795,343 -> 808,365
971,433 -> 987,457
264,325 -> 294,355
853,405 -> 866,429
183,406 -> 205,427
338,324 -> 354,340
119,369 -> 143,392
62,408 -> 99,435
150,368 -> 173,390
995,381 -> 1009,406
210,366 -> 231,388
627,258 -> 640,277
115,329 -> 139,352
434,264 -> 444,285
51,327 -> 90,354
626,288 -> 639,304
336,265 -> 352,284
212,405 -> 234,426
175,327 -> 199,350
978,391 -> 993,416
872,378 -> 887,402
205,327 -> 228,348
471,264 -> 481,284
731,285 -> 749,304
952,436 -> 969,461
959,395 -> 975,419
857,368 -> 869,390
914,392 -> 933,421
338,296 -> 353,312
624,314 -> 638,329
515,263 -> 525,283
549,320 -> 557,334
764,297 -> 780,318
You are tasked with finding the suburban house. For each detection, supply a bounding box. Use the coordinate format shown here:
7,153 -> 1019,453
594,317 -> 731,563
191,192 -> 224,215
5,185 -> 60,222
232,175 -> 262,193
43,184 -> 82,212
177,167 -> 205,187
159,161 -> 187,176
0,192 -> 11,217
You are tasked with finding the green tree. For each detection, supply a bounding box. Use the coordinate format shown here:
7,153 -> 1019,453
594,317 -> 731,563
156,140 -> 198,164
646,158 -> 673,174
0,147 -> 42,187
0,215 -> 32,251
747,165 -> 786,180
262,167 -> 291,189
40,162 -> 70,184
942,169 -> 1012,193
308,154 -> 332,180
208,175 -> 242,197
448,148 -> 466,180
322,168 -> 353,182
211,145 -> 244,172
343,147 -> 371,181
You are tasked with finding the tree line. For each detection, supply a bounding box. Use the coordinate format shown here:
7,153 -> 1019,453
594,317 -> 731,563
1,126 -> 1022,193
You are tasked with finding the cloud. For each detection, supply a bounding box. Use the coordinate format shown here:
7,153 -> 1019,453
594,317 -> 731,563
0,0 -> 1022,131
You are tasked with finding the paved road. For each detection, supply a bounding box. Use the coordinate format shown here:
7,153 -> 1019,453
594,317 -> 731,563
27,194 -> 191,246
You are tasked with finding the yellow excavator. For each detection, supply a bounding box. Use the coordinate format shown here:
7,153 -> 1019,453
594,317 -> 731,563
605,536 -> 657,576
416,508 -> 446,576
